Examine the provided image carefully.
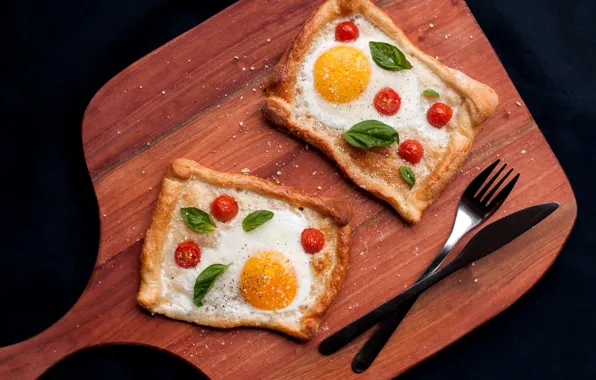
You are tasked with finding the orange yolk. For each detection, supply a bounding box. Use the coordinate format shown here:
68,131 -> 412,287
240,251 -> 297,310
314,46 -> 371,103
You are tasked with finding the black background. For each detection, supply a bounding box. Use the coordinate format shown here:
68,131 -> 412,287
1,0 -> 595,379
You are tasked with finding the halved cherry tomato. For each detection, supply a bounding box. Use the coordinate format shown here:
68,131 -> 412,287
427,102 -> 453,128
174,241 -> 201,268
211,195 -> 238,222
374,88 -> 401,115
398,140 -> 424,164
335,21 -> 360,42
301,228 -> 325,254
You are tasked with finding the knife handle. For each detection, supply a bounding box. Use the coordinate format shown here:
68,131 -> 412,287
352,296 -> 418,372
319,245 -> 477,356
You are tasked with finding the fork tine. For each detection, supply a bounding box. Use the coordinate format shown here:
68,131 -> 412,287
476,162 -> 507,201
487,173 -> 520,209
481,167 -> 513,205
463,159 -> 500,198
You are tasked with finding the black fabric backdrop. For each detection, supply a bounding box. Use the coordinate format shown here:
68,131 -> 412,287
1,0 -> 595,379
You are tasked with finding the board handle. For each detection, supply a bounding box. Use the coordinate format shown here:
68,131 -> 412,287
0,243 -> 147,379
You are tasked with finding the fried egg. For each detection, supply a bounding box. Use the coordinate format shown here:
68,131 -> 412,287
155,180 -> 341,337
295,15 -> 462,145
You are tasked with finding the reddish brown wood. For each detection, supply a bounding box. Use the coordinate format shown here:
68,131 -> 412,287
0,0 -> 577,378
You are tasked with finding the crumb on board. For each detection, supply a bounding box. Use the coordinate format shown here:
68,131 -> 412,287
429,23 -> 434,28
474,279 -> 478,283
521,149 -> 527,154
516,101 -> 522,107
241,168 -> 250,175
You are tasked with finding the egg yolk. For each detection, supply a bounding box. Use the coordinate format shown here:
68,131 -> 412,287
240,251 -> 297,310
314,46 -> 371,103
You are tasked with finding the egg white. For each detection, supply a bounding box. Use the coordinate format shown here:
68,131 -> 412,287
160,182 -> 321,327
295,15 -> 458,145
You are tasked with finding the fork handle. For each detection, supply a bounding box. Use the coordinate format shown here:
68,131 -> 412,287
352,296 -> 418,372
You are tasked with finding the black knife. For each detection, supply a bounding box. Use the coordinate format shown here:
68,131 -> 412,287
319,202 -> 559,369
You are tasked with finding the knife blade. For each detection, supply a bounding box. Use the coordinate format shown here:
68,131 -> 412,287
319,202 -> 559,359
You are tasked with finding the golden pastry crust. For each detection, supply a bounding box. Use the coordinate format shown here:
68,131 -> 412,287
137,158 -> 352,340
262,0 -> 498,223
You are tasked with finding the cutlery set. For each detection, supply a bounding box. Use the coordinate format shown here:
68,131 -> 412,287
319,159 -> 558,373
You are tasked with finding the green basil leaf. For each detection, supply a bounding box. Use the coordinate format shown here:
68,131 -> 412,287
242,210 -> 274,231
400,166 -> 416,188
344,120 -> 399,149
369,41 -> 413,71
422,89 -> 440,97
181,207 -> 216,232
193,263 -> 231,307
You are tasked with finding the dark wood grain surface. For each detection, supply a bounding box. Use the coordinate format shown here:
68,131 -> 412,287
0,0 -> 576,378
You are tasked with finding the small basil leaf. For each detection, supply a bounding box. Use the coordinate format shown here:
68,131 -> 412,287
400,166 -> 416,188
369,41 -> 413,71
242,210 -> 274,232
181,207 -> 216,232
422,89 -> 440,97
344,120 -> 399,149
193,263 -> 231,307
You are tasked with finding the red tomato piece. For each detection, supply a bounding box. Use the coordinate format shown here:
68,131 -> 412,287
335,21 -> 360,42
427,102 -> 453,128
301,229 -> 325,254
398,140 -> 424,164
374,88 -> 401,115
211,195 -> 239,222
174,241 -> 201,268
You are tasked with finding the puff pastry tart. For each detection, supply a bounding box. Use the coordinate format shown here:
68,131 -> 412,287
263,0 -> 498,223
137,158 -> 351,340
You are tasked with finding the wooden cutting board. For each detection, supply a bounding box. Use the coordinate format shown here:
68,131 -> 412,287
0,0 -> 577,378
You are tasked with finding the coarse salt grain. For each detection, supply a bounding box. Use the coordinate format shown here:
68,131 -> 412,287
241,168 -> 250,175
516,101 -> 522,107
